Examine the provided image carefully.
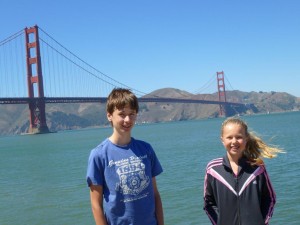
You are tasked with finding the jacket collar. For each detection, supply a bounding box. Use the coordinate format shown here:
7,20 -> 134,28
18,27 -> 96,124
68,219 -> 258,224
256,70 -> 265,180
223,155 -> 249,171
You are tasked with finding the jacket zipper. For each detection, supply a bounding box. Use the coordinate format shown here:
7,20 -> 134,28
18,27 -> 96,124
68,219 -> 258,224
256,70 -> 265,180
235,174 -> 241,225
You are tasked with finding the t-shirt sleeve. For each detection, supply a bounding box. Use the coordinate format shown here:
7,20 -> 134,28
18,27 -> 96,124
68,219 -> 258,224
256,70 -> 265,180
86,148 -> 104,187
149,145 -> 163,177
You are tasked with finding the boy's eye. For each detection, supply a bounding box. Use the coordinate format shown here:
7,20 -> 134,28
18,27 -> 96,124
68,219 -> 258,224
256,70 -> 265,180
118,113 -> 137,119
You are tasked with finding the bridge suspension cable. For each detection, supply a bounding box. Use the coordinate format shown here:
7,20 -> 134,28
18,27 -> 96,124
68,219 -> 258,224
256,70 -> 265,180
0,29 -> 26,98
0,29 -> 24,46
224,73 -> 235,91
38,27 -> 149,98
193,73 -> 216,94
193,72 -> 235,95
1,26 -> 235,100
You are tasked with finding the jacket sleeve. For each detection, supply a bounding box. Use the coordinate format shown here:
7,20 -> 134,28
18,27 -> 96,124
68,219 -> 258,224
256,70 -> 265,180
260,166 -> 276,225
203,171 -> 218,225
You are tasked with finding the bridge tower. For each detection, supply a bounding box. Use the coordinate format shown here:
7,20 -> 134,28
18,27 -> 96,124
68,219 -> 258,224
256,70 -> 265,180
217,71 -> 227,116
25,25 -> 50,134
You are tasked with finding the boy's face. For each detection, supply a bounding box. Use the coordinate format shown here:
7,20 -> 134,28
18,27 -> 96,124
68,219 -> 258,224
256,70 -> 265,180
107,105 -> 137,134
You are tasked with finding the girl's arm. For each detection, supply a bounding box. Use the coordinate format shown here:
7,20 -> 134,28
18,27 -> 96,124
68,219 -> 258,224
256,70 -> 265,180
260,168 -> 276,224
90,185 -> 108,225
203,173 -> 218,224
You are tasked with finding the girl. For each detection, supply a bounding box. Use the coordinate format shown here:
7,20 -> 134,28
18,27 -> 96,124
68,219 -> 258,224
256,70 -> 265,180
203,117 -> 283,225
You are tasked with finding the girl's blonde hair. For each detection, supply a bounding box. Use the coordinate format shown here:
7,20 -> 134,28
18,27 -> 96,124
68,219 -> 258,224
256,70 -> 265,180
221,117 -> 284,165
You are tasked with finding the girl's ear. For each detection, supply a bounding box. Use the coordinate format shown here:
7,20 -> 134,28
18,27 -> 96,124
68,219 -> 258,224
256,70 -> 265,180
220,136 -> 224,145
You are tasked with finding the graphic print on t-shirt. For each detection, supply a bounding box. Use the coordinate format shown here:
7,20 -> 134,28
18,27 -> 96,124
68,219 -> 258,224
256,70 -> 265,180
113,155 -> 150,198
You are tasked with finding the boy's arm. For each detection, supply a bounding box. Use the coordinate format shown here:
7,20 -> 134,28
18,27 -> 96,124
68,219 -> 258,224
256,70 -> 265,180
89,185 -> 108,225
152,177 -> 164,225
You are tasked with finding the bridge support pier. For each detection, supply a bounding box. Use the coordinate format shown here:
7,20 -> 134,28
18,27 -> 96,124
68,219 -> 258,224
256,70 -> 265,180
25,25 -> 50,134
28,98 -> 49,134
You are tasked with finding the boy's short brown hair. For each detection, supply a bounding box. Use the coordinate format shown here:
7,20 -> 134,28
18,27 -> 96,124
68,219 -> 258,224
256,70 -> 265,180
106,88 -> 139,114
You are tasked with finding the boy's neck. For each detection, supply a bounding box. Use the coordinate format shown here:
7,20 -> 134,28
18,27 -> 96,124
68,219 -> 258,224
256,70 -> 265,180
109,133 -> 131,146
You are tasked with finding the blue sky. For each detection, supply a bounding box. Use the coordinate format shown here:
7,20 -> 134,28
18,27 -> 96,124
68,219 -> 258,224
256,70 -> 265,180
1,0 -> 300,97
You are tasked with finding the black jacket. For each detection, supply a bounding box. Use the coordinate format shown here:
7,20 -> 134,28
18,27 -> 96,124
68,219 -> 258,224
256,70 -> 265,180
203,156 -> 276,225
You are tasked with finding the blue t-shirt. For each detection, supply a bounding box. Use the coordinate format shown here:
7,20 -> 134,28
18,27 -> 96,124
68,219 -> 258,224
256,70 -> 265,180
86,138 -> 163,225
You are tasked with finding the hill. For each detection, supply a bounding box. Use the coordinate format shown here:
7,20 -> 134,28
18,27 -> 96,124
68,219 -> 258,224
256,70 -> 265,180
0,88 -> 299,135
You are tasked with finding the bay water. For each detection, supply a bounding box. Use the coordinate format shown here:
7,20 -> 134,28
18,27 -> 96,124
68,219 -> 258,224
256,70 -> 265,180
1,111 -> 299,225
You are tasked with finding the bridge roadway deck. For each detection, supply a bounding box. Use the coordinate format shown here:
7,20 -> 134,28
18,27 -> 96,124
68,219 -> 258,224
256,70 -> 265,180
0,97 -> 246,106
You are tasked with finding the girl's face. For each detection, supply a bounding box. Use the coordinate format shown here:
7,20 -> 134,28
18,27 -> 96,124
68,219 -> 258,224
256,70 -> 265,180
107,105 -> 137,134
221,123 -> 248,161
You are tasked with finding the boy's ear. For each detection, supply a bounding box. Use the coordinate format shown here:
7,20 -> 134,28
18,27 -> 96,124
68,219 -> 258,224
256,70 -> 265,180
107,113 -> 112,121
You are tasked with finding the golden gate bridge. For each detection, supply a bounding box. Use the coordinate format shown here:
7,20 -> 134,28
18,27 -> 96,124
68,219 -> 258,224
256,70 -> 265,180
0,25 -> 253,134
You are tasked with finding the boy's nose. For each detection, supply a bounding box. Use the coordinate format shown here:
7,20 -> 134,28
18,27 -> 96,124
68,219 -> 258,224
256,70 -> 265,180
124,115 -> 131,121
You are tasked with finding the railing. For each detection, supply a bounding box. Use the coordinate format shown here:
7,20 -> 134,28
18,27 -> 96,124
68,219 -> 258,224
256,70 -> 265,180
0,97 -> 246,106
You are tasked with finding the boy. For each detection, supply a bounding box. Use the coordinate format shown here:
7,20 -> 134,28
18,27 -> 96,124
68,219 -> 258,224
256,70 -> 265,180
86,88 -> 164,225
